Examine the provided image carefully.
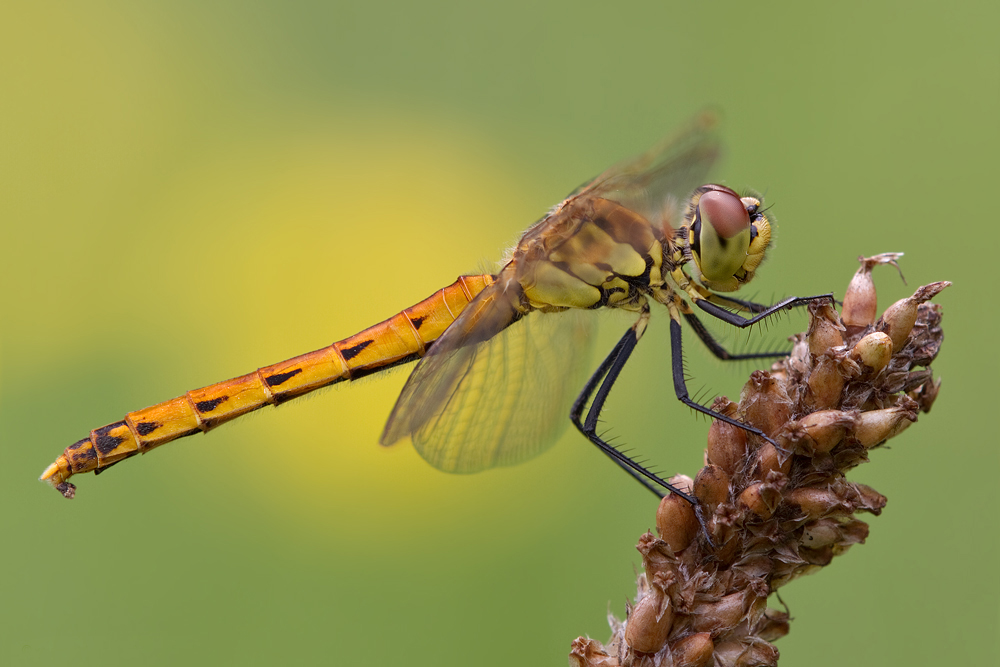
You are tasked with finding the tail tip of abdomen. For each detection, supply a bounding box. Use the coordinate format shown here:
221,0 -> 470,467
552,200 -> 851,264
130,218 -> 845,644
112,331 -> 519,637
39,460 -> 76,499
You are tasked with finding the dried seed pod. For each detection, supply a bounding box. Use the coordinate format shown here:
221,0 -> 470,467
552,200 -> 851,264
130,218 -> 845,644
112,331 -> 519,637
801,517 -> 844,549
637,532 -> 676,586
667,474 -> 694,497
707,411 -> 749,476
878,297 -> 918,351
568,637 -> 617,667
841,259 -> 879,328
877,281 -> 951,350
740,371 -> 793,438
841,252 -> 904,329
796,409 -> 855,454
785,486 -> 848,520
910,378 -> 942,413
738,482 -> 778,519
853,402 -> 917,448
694,464 -> 730,511
669,633 -> 714,667
656,493 -> 698,553
758,608 -> 791,642
713,639 -> 780,667
690,591 -> 749,634
624,583 -> 674,654
805,352 -> 847,410
850,331 -> 893,374
848,483 -> 888,514
756,442 -> 790,477
838,518 -> 871,545
806,301 -> 845,355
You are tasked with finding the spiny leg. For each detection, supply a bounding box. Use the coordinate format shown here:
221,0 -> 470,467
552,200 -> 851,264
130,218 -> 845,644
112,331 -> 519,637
680,301 -> 789,362
704,292 -> 774,314
665,292 -> 834,460
695,292 -> 834,328
668,310 -> 776,445
570,308 -> 696,504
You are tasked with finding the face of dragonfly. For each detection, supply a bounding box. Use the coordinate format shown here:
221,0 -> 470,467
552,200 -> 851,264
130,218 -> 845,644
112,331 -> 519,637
684,184 -> 772,293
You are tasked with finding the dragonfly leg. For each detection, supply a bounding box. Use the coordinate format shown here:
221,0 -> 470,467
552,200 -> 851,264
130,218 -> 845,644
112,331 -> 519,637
570,312 -> 697,504
680,302 -> 789,362
669,316 -> 778,447
695,293 -> 834,328
705,292 -> 773,314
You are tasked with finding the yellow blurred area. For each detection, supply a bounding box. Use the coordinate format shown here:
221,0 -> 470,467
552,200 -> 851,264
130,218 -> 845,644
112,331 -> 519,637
134,121 -> 550,533
3,2 -> 553,538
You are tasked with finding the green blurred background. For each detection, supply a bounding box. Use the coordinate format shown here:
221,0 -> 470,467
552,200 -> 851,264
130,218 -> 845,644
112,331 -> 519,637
2,1 -> 996,665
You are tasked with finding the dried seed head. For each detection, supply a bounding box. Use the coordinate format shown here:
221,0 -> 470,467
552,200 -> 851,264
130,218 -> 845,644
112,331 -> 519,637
668,633 -> 714,667
656,493 -> 698,553
850,331 -> 893,374
571,258 -> 948,667
624,582 -> 674,654
694,464 -> 730,511
740,371 -> 793,438
806,301 -> 845,355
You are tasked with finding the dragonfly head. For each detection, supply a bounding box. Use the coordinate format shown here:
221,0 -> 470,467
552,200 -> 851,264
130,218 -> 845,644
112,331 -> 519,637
687,185 -> 771,292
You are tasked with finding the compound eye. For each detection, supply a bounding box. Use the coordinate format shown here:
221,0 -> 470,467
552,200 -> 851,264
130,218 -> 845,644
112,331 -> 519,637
697,190 -> 752,282
699,190 -> 750,240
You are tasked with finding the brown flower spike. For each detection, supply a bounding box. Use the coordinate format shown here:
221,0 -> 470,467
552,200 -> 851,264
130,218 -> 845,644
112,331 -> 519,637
570,254 -> 948,667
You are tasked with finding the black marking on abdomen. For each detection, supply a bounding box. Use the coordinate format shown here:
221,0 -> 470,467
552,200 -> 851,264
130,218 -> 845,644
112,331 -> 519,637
195,396 -> 228,413
340,339 -> 373,361
67,438 -> 97,469
349,353 -> 421,380
135,421 -> 161,436
265,369 -> 302,387
67,438 -> 91,453
409,316 -> 425,330
270,375 -> 351,405
93,421 -> 127,455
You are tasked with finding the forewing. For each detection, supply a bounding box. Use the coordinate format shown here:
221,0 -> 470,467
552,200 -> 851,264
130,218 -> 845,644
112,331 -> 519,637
578,112 -> 722,230
381,298 -> 594,474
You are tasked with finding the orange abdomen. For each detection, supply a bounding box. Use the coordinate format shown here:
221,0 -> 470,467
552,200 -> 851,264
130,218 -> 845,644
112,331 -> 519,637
40,274 -> 494,498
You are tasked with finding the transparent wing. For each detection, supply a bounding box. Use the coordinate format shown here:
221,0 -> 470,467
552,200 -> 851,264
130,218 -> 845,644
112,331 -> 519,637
381,290 -> 595,473
576,111 -> 722,229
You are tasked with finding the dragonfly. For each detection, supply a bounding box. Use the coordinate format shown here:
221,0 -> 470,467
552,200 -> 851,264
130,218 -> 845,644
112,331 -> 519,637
40,114 -> 830,502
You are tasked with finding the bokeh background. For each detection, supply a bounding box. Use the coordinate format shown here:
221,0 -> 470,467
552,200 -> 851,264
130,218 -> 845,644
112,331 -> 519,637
2,2 -> 996,665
